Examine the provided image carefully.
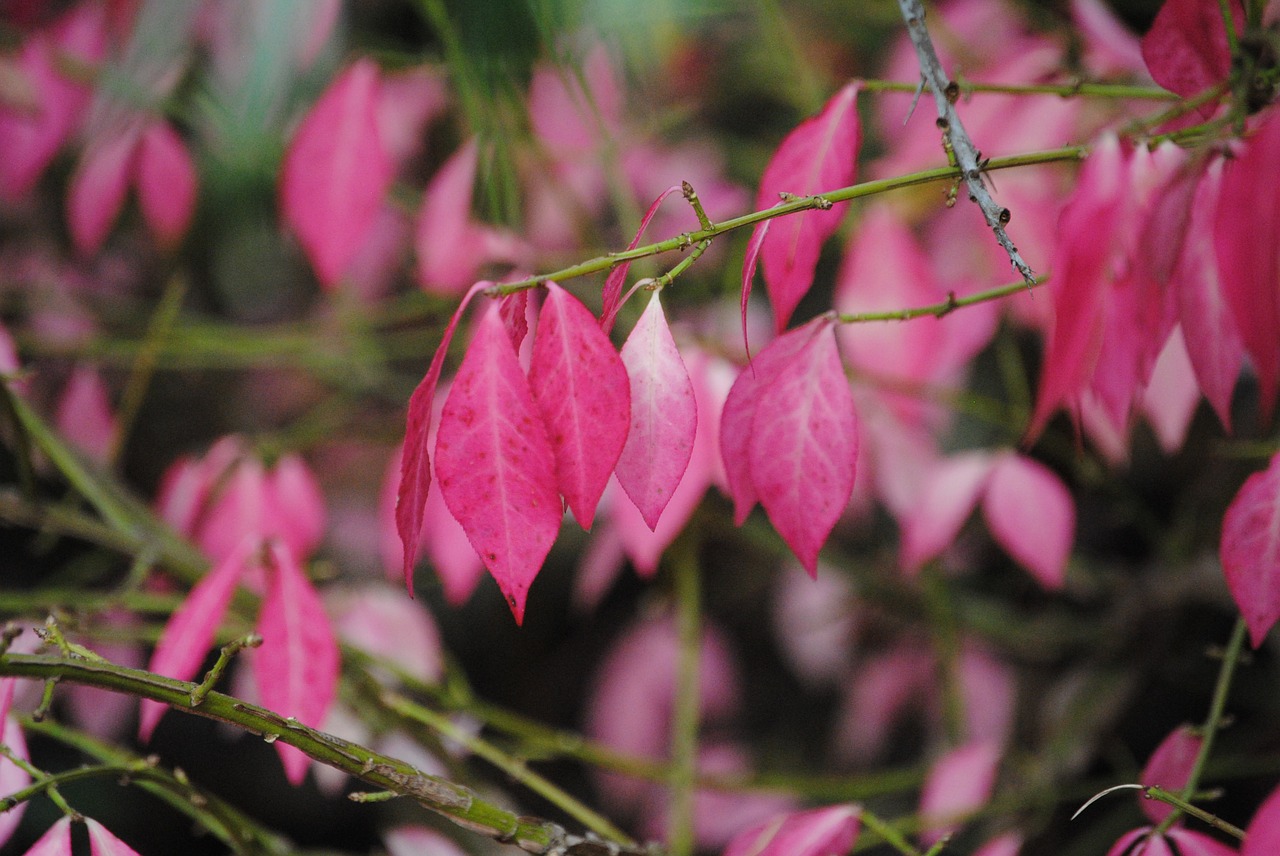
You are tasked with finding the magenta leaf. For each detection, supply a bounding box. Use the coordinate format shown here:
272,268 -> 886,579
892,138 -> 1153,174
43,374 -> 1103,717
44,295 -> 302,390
22,817 -> 72,856
754,82 -> 860,332
140,540 -> 253,741
254,541 -> 339,785
1220,451 -> 1280,647
499,291 -> 530,352
280,58 -> 392,289
435,302 -> 562,623
135,121 -> 198,249
0,715 -> 29,848
982,453 -> 1074,590
600,184 -> 682,333
67,125 -> 141,255
900,453 -> 995,574
397,280 -> 490,592
919,740 -> 1002,846
1141,0 -> 1241,102
1139,724 -> 1203,823
529,282 -> 630,529
748,319 -> 858,572
265,453 -> 326,559
722,804 -> 860,856
741,218 -> 772,358
86,819 -> 142,856
1244,782 -> 1280,856
615,291 -> 697,530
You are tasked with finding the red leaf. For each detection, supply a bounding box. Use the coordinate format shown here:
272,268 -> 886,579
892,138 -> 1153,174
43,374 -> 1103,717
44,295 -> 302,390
1139,724 -> 1202,823
281,58 -> 392,289
748,319 -> 858,572
723,804 -> 860,856
1220,451 -> 1280,647
22,817 -> 71,856
140,540 -> 252,741
529,282 -> 631,529
1244,782 -> 1280,856
754,83 -> 860,332
135,121 -> 198,249
67,124 -> 140,255
601,184 -> 683,334
397,280 -> 490,592
741,218 -> 771,358
1141,0 -> 1241,103
254,541 -> 339,785
900,452 -> 995,575
615,291 -> 697,530
435,302 -> 561,623
982,453 -> 1074,590
86,819 -> 142,856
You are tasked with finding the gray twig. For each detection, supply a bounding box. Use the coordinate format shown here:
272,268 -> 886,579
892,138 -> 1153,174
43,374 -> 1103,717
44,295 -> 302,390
896,0 -> 1037,283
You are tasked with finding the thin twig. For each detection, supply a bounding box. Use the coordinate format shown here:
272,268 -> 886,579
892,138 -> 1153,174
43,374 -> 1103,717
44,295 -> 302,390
896,0 -> 1037,283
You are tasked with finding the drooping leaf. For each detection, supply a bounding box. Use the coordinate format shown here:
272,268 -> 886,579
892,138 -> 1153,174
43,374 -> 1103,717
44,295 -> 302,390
754,82 -> 860,332
196,457 -> 267,565
67,125 -> 140,255
529,282 -> 630,529
254,541 -> 339,785
435,302 -> 561,623
1220,451 -> 1280,647
135,121 -> 197,248
741,218 -> 771,358
601,185 -> 683,334
55,365 -> 117,465
615,290 -> 697,530
86,819 -> 143,856
748,319 -> 858,572
1141,0 -> 1241,103
722,804 -> 860,856
266,453 -> 326,559
140,540 -> 253,740
280,58 -> 392,288
499,291 -> 529,352
1139,724 -> 1202,824
21,817 -> 71,856
982,453 -> 1074,589
919,740 -> 1001,846
397,280 -> 489,592
1244,782 -> 1280,856
900,452 -> 995,575
0,716 -> 29,848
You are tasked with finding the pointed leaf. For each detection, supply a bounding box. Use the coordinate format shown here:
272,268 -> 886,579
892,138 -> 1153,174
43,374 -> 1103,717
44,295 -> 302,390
748,319 -> 858,572
1220,452 -> 1280,647
615,291 -> 697,529
435,302 -> 561,623
723,804 -> 860,856
919,740 -> 1002,846
499,291 -> 529,353
140,539 -> 252,740
21,817 -> 71,856
67,125 -> 140,255
741,218 -> 771,358
900,452 -> 995,575
0,716 -> 29,848
281,58 -> 392,288
529,282 -> 630,529
754,83 -> 860,331
1244,782 -> 1280,856
1139,724 -> 1202,824
266,453 -> 326,558
135,120 -> 198,248
254,541 -> 339,785
1141,0 -> 1241,101
982,453 -> 1074,589
86,819 -> 142,856
601,185 -> 683,333
397,280 -> 489,591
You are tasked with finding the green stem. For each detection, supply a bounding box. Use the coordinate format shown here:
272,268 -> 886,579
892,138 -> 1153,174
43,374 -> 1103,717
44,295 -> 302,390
1218,0 -> 1241,56
668,541 -> 703,856
857,807 -> 923,856
921,569 -> 964,746
836,276 -> 1047,325
1145,785 -> 1247,840
856,78 -> 1179,101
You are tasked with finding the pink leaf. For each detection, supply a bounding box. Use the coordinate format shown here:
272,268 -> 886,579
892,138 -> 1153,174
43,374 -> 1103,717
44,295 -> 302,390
67,124 -> 141,255
615,291 -> 697,529
982,453 -> 1075,590
140,540 -> 253,741
435,302 -> 562,623
266,453 -> 326,558
0,716 -> 29,848
722,804 -> 860,856
499,291 -> 529,352
1139,724 -> 1203,824
529,283 -> 630,529
254,541 -> 339,785
748,319 -> 857,572
196,458 -> 267,565
900,452 -> 995,575
281,58 -> 392,288
135,121 -> 198,248
397,280 -> 489,591
21,817 -> 71,856
1220,451 -> 1280,647
86,819 -> 142,856
601,185 -> 683,333
1141,0 -> 1241,102
919,740 -> 1002,846
741,218 -> 771,358
55,364 -> 117,465
754,82 -> 860,332
1244,782 -> 1280,856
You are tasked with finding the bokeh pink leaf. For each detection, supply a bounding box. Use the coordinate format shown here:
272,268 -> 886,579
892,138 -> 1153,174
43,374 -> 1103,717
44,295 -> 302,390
1220,451 -> 1280,647
1138,724 -> 1202,824
86,818 -> 143,856
721,804 -> 860,856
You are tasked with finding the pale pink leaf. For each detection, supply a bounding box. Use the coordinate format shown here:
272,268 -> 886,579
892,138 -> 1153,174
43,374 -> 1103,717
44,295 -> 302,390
1139,724 -> 1203,824
982,454 -> 1075,590
601,185 -> 683,333
748,319 -> 857,572
55,364 -> 117,465
722,804 -> 860,856
86,819 -> 142,856
384,827 -> 470,856
196,458 -> 267,565
919,740 -> 1002,846
1244,782 -> 1280,856
281,58 -> 392,288
1166,828 -> 1239,856
1072,0 -> 1146,77
754,82 -> 860,331
1141,0 -> 1241,102
415,139 -> 482,293
135,121 -> 198,248
1220,452 -> 1280,647
973,832 -> 1023,856
900,452 -> 995,575
140,539 -> 252,740
328,586 -> 443,684
0,716 -> 29,848
397,280 -> 489,591
254,541 -> 339,784
21,817 -> 71,856
266,453 -> 326,558
435,302 -> 561,623
67,125 -> 140,255
529,282 -> 630,529
741,218 -> 771,358
1141,329 -> 1201,454
615,290 -> 697,529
